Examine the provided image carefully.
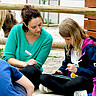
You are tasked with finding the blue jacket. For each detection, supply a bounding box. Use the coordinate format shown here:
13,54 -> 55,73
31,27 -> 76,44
59,39 -> 96,79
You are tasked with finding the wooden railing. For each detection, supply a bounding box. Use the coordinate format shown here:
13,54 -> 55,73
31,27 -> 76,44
0,3 -> 96,15
0,38 -> 65,49
0,3 -> 96,49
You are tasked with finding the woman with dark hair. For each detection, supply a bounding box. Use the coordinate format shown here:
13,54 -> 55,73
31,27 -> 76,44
3,5 -> 53,89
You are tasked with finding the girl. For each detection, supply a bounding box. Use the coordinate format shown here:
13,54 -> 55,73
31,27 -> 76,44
39,18 -> 96,96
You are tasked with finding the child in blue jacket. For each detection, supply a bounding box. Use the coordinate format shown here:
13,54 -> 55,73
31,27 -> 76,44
39,18 -> 96,96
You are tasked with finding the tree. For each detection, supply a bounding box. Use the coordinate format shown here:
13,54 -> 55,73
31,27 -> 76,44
42,0 -> 48,4
41,0 -> 48,23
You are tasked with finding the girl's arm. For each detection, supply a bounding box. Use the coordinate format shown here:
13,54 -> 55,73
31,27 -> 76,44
76,45 -> 96,78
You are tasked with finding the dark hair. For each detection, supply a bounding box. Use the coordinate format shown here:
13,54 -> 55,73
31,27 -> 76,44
21,5 -> 42,32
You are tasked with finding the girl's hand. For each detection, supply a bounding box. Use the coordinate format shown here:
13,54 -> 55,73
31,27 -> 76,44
67,63 -> 77,73
52,70 -> 63,74
27,59 -> 37,66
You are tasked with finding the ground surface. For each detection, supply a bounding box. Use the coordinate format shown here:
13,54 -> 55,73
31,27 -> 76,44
43,48 -> 65,74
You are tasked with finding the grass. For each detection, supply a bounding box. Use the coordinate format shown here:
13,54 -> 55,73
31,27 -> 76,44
48,55 -> 58,58
0,48 -> 3,59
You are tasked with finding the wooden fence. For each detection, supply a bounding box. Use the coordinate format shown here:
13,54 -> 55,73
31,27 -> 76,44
0,3 -> 96,15
0,3 -> 96,49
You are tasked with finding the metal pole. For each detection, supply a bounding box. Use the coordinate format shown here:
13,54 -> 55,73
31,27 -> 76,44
39,0 -> 41,4
26,0 -> 28,4
47,0 -> 50,26
58,0 -> 60,24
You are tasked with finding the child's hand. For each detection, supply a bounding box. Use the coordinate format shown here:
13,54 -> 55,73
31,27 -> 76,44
67,63 -> 77,73
52,70 -> 63,74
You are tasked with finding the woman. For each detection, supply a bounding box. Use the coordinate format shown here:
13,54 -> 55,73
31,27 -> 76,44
3,5 -> 53,89
39,18 -> 96,96
0,59 -> 34,96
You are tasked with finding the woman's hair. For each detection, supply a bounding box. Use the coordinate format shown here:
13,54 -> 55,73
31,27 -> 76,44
21,5 -> 42,32
59,17 -> 89,50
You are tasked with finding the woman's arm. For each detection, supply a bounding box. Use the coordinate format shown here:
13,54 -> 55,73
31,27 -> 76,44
15,75 -> 34,96
7,58 -> 27,68
3,25 -> 29,68
8,58 -> 38,68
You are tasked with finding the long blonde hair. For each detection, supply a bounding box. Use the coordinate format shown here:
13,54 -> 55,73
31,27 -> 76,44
59,18 -> 89,51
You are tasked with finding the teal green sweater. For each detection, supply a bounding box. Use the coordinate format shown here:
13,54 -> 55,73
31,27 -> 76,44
3,24 -> 53,72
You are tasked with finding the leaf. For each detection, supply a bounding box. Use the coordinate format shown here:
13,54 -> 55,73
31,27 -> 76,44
0,48 -> 3,59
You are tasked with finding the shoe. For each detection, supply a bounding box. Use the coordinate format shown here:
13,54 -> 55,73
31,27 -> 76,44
74,90 -> 88,96
39,84 -> 53,93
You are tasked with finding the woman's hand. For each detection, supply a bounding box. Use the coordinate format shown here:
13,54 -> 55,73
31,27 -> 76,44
27,59 -> 37,66
67,63 -> 77,73
52,70 -> 63,74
